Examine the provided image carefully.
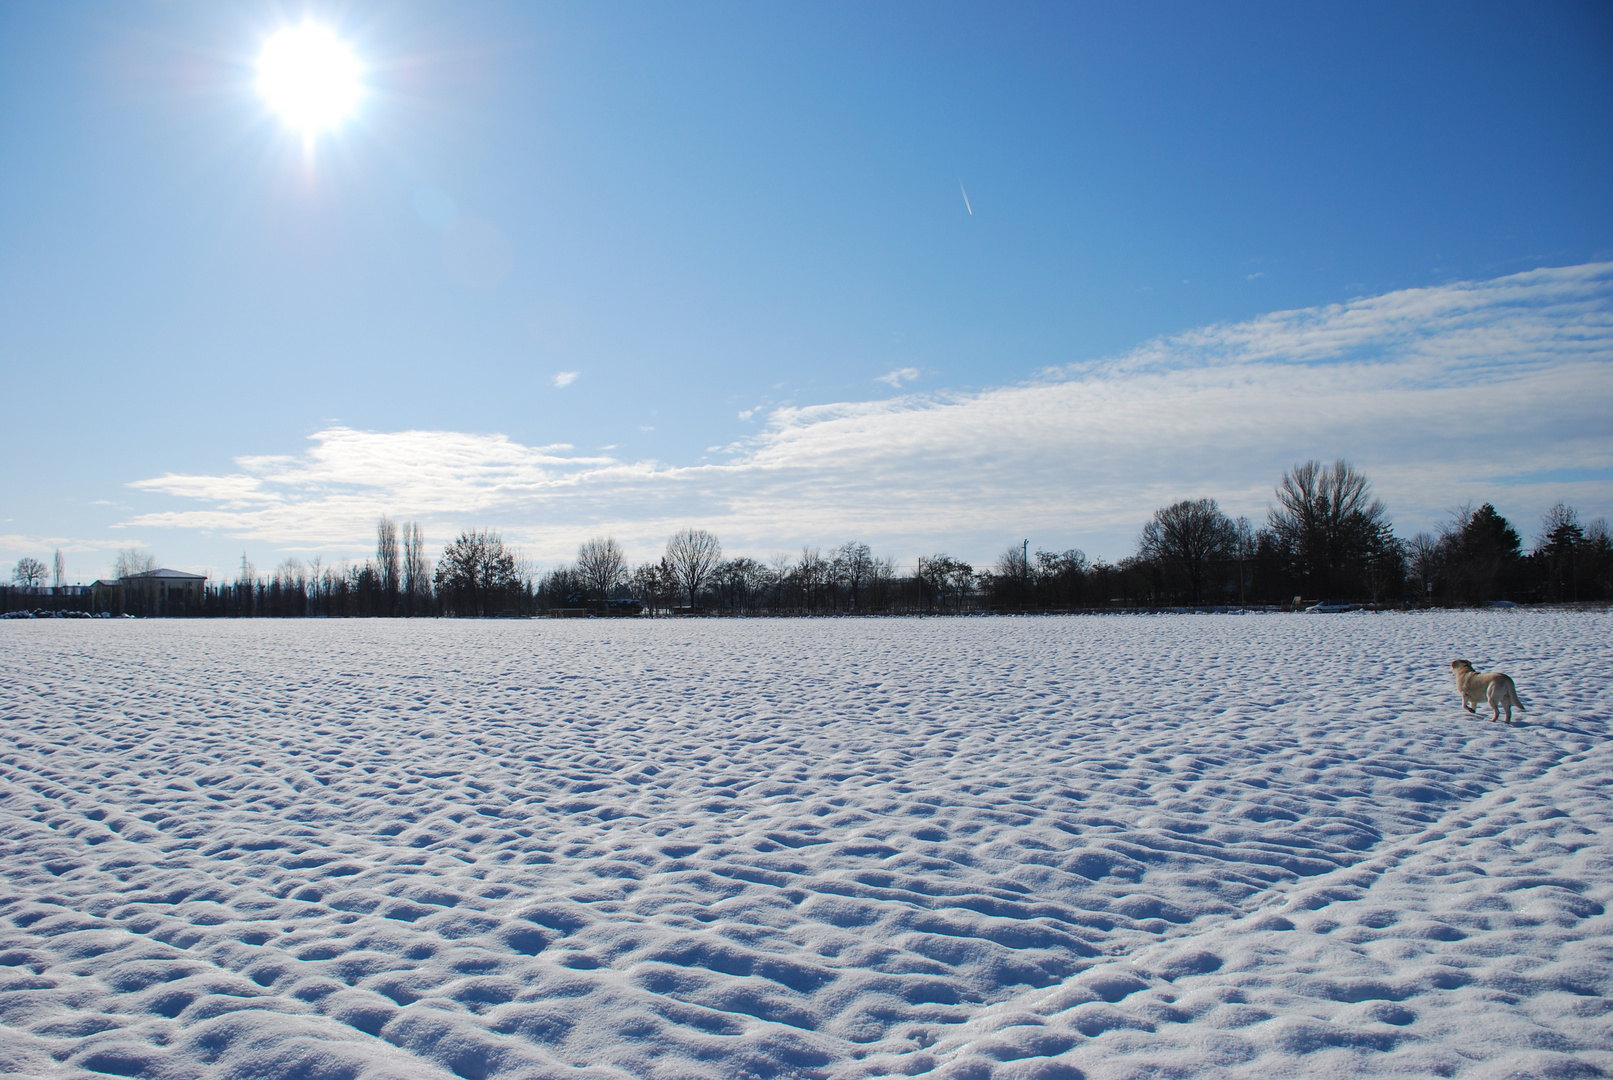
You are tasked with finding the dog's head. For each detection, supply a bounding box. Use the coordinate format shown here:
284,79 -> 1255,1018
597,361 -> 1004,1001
1450,658 -> 1474,672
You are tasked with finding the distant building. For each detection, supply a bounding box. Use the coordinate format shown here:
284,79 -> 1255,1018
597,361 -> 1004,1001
120,569 -> 207,616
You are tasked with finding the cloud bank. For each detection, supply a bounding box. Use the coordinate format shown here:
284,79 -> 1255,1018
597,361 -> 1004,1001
127,264 -> 1613,564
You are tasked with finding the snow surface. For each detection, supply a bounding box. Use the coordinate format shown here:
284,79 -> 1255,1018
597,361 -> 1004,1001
1,612 -> 1609,1080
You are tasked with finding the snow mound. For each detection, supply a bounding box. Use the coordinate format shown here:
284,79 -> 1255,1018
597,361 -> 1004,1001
1,612 -> 1608,1079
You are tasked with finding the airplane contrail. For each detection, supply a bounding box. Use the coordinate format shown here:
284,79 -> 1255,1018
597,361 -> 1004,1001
959,179 -> 972,215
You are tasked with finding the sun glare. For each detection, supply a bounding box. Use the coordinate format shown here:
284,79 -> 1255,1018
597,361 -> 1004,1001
257,24 -> 361,137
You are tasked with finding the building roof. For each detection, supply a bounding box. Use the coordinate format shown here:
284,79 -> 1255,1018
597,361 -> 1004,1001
93,579 -> 123,587
123,568 -> 207,581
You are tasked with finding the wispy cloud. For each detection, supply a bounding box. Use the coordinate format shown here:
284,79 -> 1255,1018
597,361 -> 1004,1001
0,533 -> 146,583
122,264 -> 1613,563
876,366 -> 921,388
127,429 -> 646,555
552,371 -> 578,388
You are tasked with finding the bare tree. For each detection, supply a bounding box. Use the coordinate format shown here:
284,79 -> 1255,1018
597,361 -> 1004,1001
322,562 -> 341,613
795,546 -> 829,611
577,536 -> 627,598
1406,532 -> 1439,604
518,550 -> 538,609
868,555 -> 898,611
994,544 -> 1029,580
711,557 -> 766,613
377,515 -> 400,615
1267,459 -> 1387,597
1139,497 -> 1237,604
434,529 -> 519,616
271,558 -> 308,615
665,528 -> 722,609
918,554 -> 973,613
52,549 -> 65,590
403,522 -> 428,613
1033,549 -> 1088,609
12,557 -> 47,588
114,548 -> 156,579
833,541 -> 874,611
630,559 -> 677,616
1233,517 -> 1254,608
992,544 -> 1031,608
767,552 -> 794,613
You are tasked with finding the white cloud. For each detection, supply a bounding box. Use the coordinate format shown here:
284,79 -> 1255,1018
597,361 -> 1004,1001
126,429 -> 650,555
122,264 -> 1613,564
876,366 -> 921,388
0,533 -> 149,583
552,371 -> 578,388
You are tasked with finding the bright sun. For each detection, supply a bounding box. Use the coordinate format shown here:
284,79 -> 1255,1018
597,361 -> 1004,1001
257,24 -> 361,137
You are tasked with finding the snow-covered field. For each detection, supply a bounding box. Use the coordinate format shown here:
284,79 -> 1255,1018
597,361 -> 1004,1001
1,612 -> 1609,1080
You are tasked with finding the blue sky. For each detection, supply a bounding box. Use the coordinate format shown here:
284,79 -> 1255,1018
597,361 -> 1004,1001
2,2 -> 1610,581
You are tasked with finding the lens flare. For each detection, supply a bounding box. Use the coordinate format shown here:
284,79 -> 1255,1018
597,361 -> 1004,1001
257,24 -> 361,136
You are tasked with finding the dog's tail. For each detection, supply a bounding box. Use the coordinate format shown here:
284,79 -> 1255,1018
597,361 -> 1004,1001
1495,678 -> 1525,711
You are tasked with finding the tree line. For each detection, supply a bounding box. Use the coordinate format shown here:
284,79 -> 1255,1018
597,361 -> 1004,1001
192,518 -> 539,618
1105,460 -> 1609,609
539,462 -> 1608,613
11,459 -> 1608,617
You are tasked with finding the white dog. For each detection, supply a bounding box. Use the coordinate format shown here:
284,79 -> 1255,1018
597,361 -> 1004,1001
1450,659 -> 1525,725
